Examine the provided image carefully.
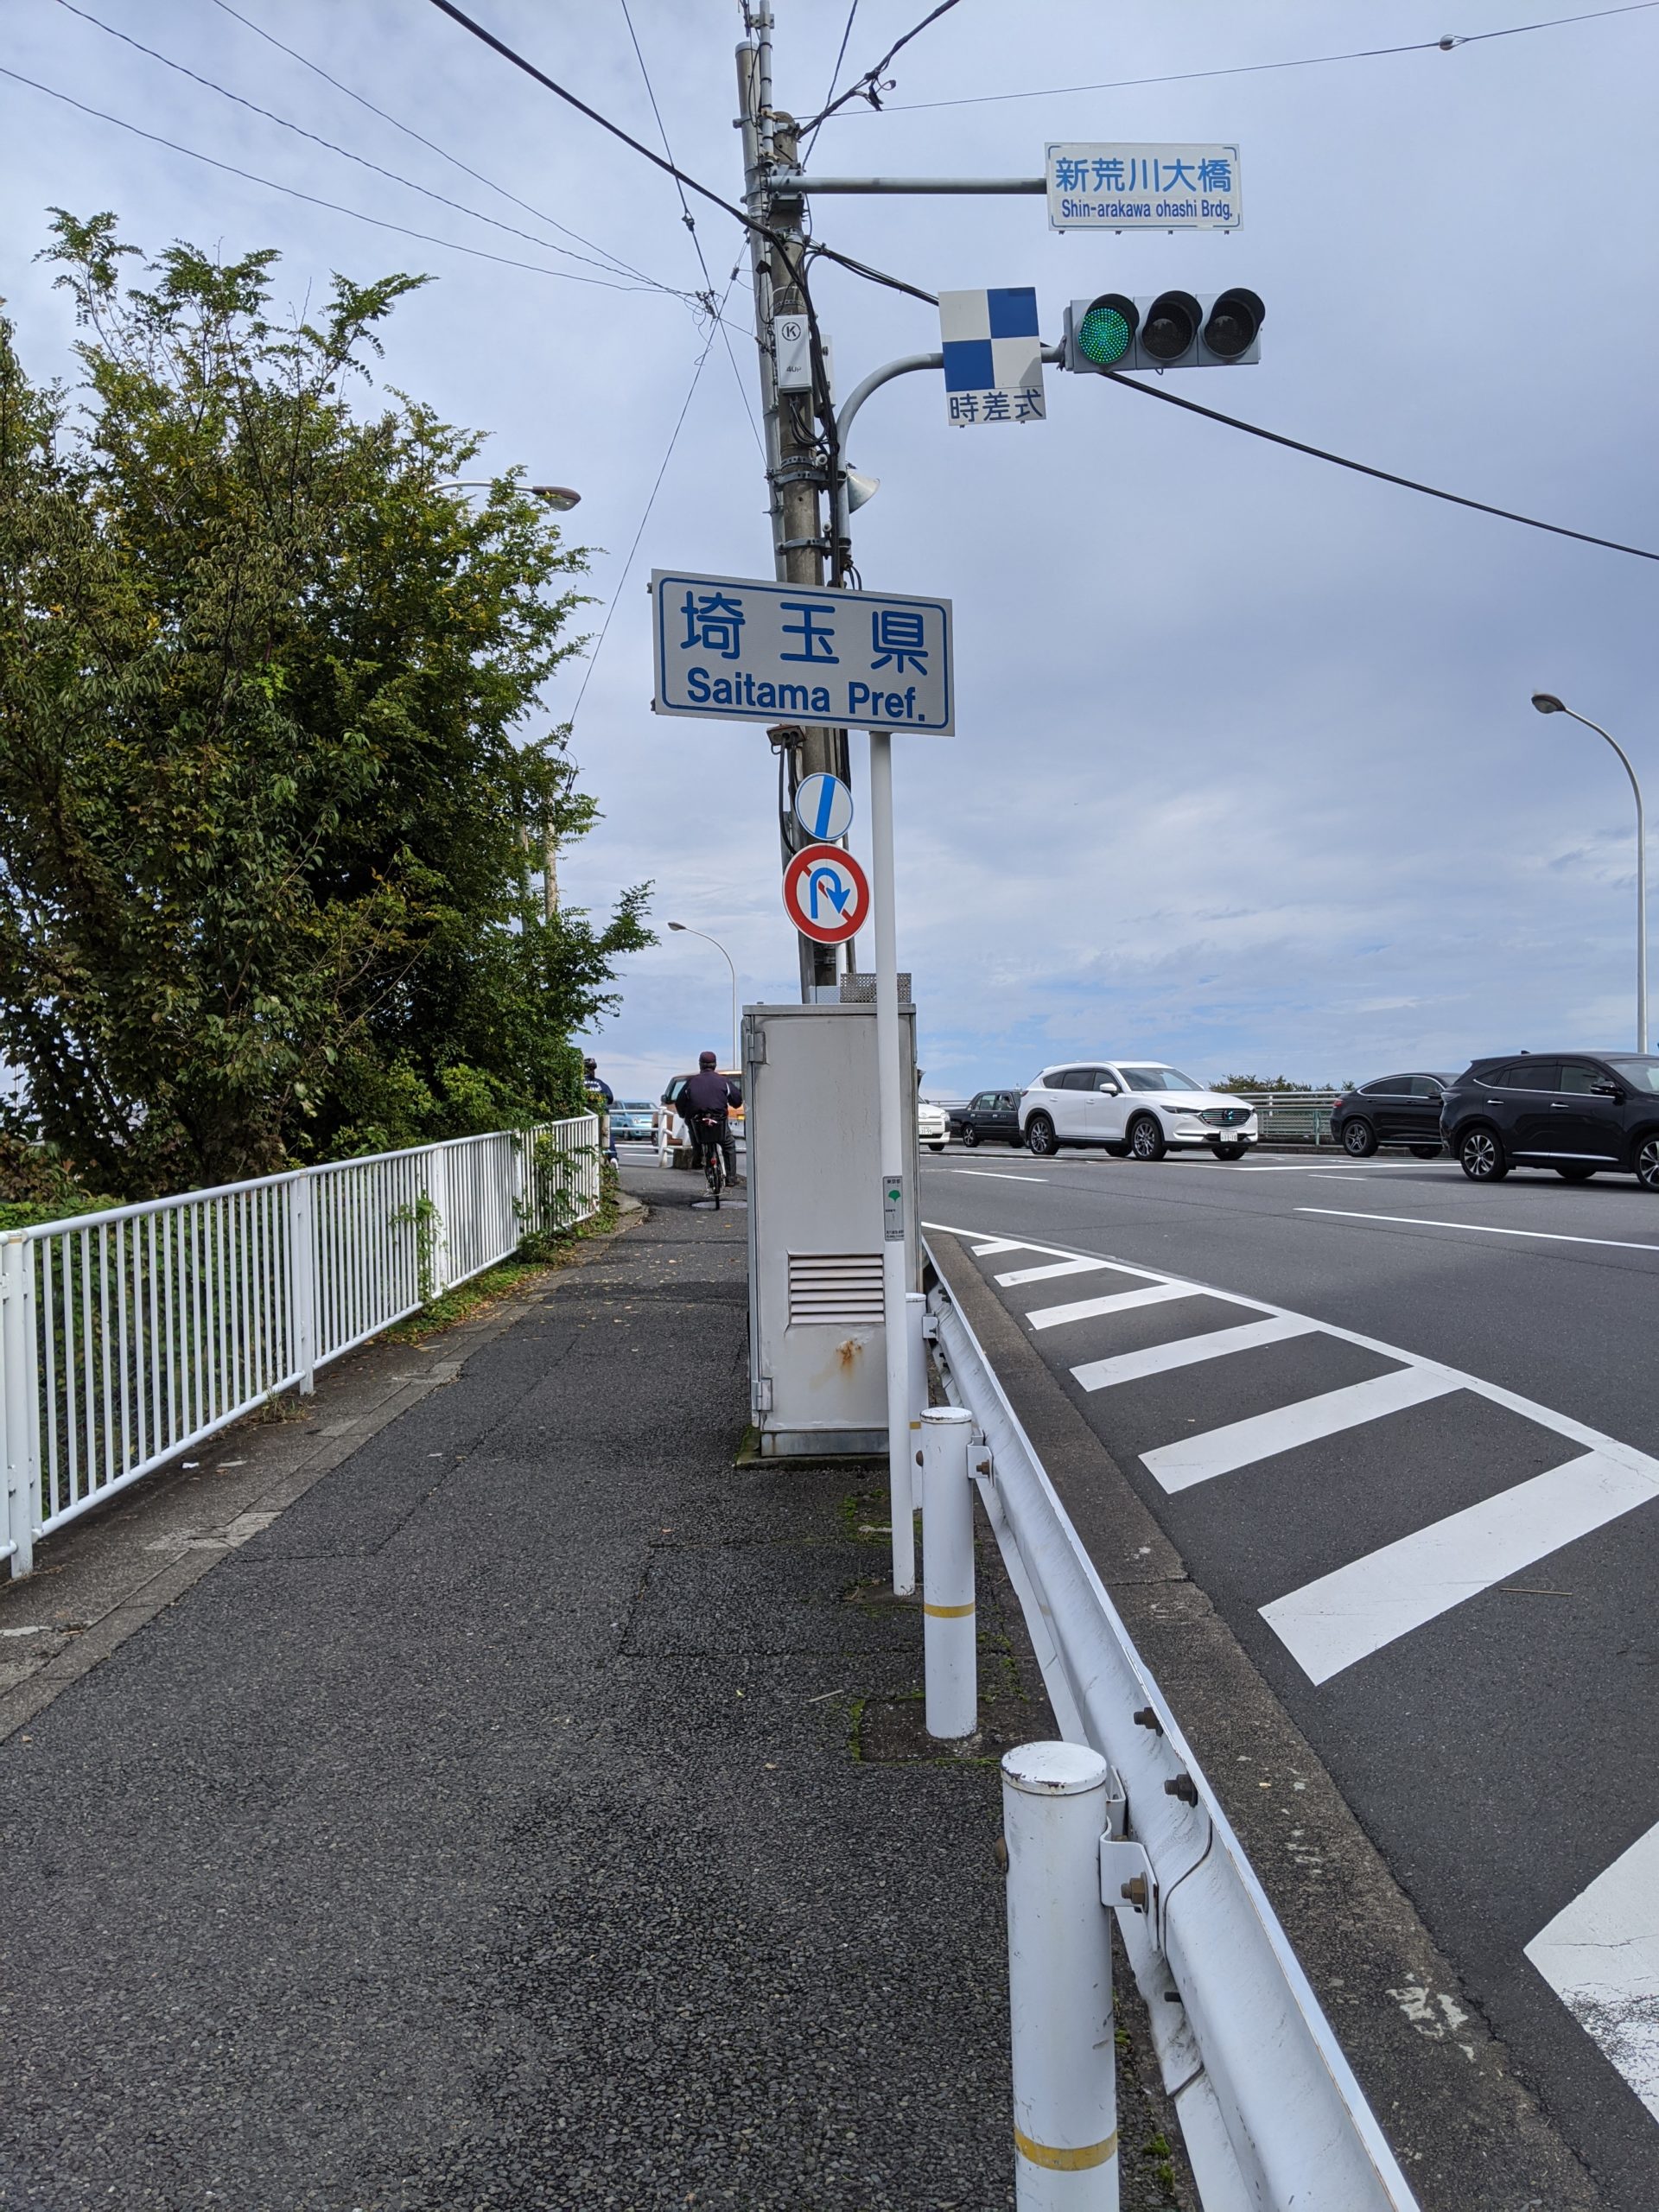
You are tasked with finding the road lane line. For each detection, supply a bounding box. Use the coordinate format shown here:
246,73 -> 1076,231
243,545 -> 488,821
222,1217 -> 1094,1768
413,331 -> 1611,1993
1298,1207 -> 1659,1255
1071,1313 -> 1318,1392
995,1256 -> 1116,1287
1026,1281 -> 1202,1332
969,1238 -> 1037,1256
1143,1366 -> 1460,1493
956,1169 -> 1050,1184
1526,1819 -> 1659,2120
1262,1449 -> 1659,1684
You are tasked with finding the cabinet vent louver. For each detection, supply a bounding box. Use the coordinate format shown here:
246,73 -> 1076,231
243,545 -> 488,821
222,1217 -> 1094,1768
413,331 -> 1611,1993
787,1252 -> 884,1326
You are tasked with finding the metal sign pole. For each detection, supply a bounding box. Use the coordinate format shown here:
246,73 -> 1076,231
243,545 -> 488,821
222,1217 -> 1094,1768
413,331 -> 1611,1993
868,727 -> 915,1597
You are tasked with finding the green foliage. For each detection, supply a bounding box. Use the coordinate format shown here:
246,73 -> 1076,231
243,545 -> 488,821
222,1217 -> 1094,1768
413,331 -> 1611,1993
1214,1073 -> 1315,1093
0,213 -> 651,1198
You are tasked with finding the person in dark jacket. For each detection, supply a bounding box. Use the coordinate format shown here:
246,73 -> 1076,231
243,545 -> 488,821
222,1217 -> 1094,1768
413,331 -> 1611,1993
583,1057 -> 616,1160
678,1050 -> 739,1186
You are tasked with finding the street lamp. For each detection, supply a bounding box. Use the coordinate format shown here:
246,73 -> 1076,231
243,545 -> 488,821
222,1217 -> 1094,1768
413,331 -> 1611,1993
667,924 -> 739,1071
1531,691 -> 1648,1051
437,481 -> 582,510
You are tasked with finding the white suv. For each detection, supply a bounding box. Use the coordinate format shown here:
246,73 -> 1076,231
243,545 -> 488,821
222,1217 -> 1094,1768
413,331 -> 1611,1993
1020,1062 -> 1257,1162
916,1098 -> 949,1151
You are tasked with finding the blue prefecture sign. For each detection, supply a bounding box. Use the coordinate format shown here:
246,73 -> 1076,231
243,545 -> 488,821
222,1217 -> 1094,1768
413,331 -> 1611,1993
652,570 -> 954,734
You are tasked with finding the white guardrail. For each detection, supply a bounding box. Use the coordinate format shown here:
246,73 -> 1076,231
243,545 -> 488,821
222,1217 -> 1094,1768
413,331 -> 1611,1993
925,1243 -> 1419,2211
1,1116 -> 601,1580
1229,1090 -> 1341,1146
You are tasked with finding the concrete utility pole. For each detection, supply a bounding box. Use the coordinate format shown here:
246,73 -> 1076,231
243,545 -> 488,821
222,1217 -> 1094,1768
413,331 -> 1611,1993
737,5 -> 851,1003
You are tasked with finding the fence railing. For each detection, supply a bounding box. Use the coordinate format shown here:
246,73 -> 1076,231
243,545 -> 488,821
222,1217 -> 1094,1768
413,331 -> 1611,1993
1,1116 -> 600,1580
1227,1089 -> 1341,1146
925,1243 -> 1419,2209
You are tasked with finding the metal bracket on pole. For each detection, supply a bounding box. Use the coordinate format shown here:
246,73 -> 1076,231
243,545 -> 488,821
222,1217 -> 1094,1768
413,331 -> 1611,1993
1100,1836 -> 1160,1948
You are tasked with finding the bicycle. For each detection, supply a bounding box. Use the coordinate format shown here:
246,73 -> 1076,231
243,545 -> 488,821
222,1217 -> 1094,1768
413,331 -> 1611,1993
693,1112 -> 727,1209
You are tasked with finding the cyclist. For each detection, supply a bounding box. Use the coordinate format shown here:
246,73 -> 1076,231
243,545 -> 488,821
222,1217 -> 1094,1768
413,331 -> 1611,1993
678,1050 -> 739,1191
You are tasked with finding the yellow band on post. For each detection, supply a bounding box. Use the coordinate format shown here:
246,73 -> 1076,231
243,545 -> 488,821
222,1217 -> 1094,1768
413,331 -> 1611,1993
1014,2125 -> 1118,2173
922,1599 -> 975,1618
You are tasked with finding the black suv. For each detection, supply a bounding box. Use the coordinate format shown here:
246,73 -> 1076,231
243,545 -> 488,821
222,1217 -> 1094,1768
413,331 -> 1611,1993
1330,1072 -> 1456,1159
1441,1053 -> 1659,1187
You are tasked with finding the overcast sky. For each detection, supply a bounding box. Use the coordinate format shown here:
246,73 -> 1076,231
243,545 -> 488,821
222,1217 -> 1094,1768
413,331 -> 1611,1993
6,0 -> 1657,1099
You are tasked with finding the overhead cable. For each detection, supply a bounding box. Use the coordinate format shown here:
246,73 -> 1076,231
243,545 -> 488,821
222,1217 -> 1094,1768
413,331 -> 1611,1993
424,0 -> 938,306
802,0 -> 860,158
860,0 -> 1659,115
797,0 -> 964,129
207,0 -> 654,287
0,66 -> 666,293
54,0 -> 677,289
614,0 -> 764,457
1103,372 -> 1659,563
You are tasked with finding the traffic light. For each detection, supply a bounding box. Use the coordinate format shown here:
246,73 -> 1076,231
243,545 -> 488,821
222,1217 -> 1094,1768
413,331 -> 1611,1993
1062,288 -> 1264,373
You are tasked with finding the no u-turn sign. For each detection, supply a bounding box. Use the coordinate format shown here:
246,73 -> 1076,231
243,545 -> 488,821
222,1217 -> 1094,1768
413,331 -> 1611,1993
783,842 -> 869,944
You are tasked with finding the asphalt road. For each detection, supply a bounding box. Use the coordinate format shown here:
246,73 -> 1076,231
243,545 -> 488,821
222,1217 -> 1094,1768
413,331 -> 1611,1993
919,1142 -> 1659,2212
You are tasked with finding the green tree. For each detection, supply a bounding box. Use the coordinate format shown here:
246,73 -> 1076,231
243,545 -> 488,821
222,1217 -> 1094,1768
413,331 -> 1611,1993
0,213 -> 648,1196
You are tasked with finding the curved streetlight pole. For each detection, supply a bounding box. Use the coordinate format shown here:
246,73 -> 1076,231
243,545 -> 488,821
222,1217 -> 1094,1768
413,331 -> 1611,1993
668,924 -> 740,1071
1531,693 -> 1647,1051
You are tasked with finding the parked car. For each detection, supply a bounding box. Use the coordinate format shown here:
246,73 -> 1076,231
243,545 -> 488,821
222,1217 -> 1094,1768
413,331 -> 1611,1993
955,1088 -> 1024,1148
1020,1063 -> 1257,1161
916,1098 -> 949,1151
1441,1052 -> 1659,1186
610,1100 -> 656,1143
656,1071 -> 745,1168
1330,1073 -> 1457,1159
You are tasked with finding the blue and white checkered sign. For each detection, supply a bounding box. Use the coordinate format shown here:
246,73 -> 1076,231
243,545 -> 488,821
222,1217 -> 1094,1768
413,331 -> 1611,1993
938,288 -> 1046,428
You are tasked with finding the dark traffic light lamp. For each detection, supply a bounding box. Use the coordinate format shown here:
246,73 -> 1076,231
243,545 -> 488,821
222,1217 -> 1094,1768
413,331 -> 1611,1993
1141,290 -> 1202,363
1202,288 -> 1265,361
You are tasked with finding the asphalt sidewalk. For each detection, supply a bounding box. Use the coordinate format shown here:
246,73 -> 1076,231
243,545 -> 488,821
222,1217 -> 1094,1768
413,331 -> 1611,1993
0,1168 -> 1077,2210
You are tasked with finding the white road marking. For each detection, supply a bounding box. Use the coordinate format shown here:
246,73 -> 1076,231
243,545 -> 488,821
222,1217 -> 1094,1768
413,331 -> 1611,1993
969,1237 -> 1035,1256
1298,1207 -> 1659,1255
1262,1449 -> 1659,1684
1526,1819 -> 1659,2120
1026,1281 -> 1202,1333
1071,1313 -> 1319,1392
995,1256 -> 1116,1287
1142,1366 -> 1460,1493
955,1169 -> 1050,1184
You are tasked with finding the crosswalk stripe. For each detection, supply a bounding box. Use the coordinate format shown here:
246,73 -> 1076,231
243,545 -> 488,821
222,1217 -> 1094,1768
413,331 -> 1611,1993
996,1256 -> 1117,1287
1026,1282 -> 1199,1333
1143,1365 -> 1459,1493
1071,1313 -> 1318,1393
1262,1449 -> 1659,1684
1525,1818 -> 1659,2120
970,1238 -> 1034,1256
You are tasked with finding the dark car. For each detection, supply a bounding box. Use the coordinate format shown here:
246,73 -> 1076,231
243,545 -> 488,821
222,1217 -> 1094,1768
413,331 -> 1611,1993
1330,1072 -> 1458,1159
955,1088 -> 1023,1148
1441,1052 -> 1659,1186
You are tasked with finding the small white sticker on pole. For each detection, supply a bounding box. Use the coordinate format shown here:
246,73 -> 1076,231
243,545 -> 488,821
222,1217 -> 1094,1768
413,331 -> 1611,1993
881,1173 -> 905,1242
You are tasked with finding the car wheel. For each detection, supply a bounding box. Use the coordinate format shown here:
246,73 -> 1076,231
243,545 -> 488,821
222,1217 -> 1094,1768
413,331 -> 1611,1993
960,1124 -> 980,1149
1103,1141 -> 1130,1158
1215,1142 -> 1248,1161
1409,1144 -> 1442,1160
1026,1113 -> 1057,1158
1554,1165 -> 1596,1181
928,1141 -> 945,1152
1636,1135 -> 1659,1191
1459,1127 -> 1508,1180
1128,1114 -> 1166,1162
1343,1119 -> 1378,1158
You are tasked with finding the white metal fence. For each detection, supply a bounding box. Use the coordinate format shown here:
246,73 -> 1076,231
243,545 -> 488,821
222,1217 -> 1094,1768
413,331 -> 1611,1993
1228,1089 -> 1342,1146
1,1116 -> 601,1580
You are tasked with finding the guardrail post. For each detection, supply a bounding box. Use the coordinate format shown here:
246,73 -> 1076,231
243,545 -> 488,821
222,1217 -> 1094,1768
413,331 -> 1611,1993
1001,1743 -> 1118,2208
921,1403 -> 976,1738
906,1287 -> 926,1503
2,1232 -> 41,1579
285,1172 -> 316,1395
425,1143 -> 453,1299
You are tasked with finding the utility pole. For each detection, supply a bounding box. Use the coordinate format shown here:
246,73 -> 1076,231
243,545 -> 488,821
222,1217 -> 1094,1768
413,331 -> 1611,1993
737,4 -> 851,1003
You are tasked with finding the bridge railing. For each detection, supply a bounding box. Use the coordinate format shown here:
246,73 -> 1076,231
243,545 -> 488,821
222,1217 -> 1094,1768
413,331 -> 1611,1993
1226,1089 -> 1342,1146
1,1116 -> 600,1579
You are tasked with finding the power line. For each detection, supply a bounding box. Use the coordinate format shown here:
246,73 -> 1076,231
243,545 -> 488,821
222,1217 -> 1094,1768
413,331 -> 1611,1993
54,0 -> 679,290
569,300 -> 730,724
797,0 -> 965,129
852,0 -> 1659,116
424,0 -> 938,308
802,1 -> 859,158
1102,372 -> 1659,564
614,0 -> 764,458
207,0 -> 655,288
0,65 -> 664,293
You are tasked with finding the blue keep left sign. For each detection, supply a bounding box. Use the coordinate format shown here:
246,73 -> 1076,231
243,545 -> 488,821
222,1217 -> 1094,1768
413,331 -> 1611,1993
794,772 -> 854,843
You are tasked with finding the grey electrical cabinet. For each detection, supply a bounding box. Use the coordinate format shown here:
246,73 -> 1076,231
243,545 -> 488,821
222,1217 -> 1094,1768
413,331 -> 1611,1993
743,1000 -> 918,1458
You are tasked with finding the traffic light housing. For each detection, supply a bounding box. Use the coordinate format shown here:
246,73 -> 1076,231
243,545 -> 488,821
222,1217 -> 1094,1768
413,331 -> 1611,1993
1062,288 -> 1264,372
